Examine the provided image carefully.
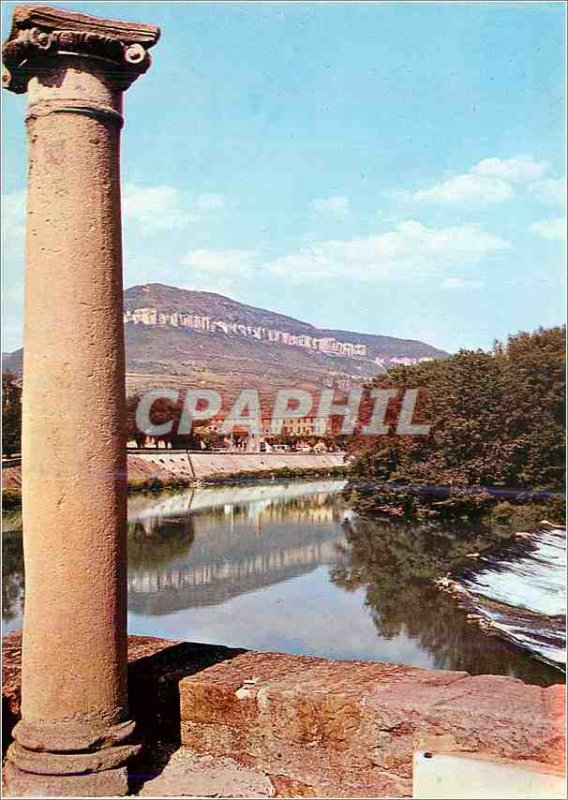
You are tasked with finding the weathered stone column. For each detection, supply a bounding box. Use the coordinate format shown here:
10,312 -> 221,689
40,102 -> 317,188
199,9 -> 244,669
2,6 -> 159,797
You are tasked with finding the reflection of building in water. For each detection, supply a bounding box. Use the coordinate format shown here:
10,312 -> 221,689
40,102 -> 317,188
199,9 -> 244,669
127,479 -> 347,523
220,498 -> 337,525
128,538 -> 341,612
127,483 -> 346,615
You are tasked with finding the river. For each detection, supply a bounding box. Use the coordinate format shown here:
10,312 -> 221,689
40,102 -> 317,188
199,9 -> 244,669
2,478 -> 564,686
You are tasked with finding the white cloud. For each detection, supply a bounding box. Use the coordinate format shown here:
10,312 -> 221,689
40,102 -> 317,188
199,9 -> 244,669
179,249 -> 255,298
530,217 -> 566,242
179,277 -> 244,297
179,222 -> 507,289
402,154 -> 550,207
123,185 -> 226,231
310,196 -> 350,216
2,280 -> 24,304
123,185 -> 197,230
2,193 -> 27,351
529,178 -> 566,206
404,173 -> 513,205
441,277 -> 484,290
472,154 -> 548,182
266,221 -> 509,283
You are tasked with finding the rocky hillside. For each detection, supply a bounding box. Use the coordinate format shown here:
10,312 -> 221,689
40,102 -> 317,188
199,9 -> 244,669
125,284 -> 446,360
4,283 -> 448,394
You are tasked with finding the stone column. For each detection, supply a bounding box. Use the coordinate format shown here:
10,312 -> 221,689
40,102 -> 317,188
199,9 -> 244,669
2,6 -> 159,797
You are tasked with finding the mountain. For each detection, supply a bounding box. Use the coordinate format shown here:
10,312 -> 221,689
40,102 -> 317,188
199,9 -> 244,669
4,283 -> 448,396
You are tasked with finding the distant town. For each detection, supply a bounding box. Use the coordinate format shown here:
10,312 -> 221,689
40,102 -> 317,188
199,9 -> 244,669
123,306 -> 435,367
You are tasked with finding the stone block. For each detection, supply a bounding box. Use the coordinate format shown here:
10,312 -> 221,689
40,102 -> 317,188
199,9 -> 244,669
179,650 -> 565,798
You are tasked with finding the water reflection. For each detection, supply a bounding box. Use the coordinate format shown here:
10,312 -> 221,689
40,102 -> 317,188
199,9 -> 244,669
2,531 -> 24,625
2,480 -> 563,685
129,516 -> 196,570
127,483 -> 345,615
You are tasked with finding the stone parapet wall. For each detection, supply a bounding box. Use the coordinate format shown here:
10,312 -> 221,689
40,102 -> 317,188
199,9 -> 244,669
179,650 -> 565,798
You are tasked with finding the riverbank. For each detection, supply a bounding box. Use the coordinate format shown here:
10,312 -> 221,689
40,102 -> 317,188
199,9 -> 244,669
339,502 -> 566,680
3,480 -> 565,795
343,479 -> 566,530
1,451 -> 348,508
8,476 -> 560,684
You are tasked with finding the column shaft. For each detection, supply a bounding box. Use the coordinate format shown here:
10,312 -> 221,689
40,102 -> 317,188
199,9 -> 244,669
22,69 -> 127,727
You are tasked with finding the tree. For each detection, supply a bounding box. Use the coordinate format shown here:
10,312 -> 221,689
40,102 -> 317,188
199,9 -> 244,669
347,326 -> 566,517
125,393 -> 212,450
125,394 -> 147,448
2,372 -> 22,457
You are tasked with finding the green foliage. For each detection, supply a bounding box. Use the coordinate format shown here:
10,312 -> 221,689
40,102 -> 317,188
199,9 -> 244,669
2,531 -> 24,623
348,327 -> 566,516
204,465 -> 348,484
125,393 -> 209,449
2,372 -> 22,457
1,488 -> 22,509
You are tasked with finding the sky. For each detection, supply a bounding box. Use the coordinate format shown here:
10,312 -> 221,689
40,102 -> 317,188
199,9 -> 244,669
2,1 -> 566,353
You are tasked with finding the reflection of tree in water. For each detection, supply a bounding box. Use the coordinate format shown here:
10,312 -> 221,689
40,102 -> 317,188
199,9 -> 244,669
2,532 -> 24,623
127,516 -> 196,570
331,516 -> 563,686
2,509 -> 22,533
1,517 -> 198,619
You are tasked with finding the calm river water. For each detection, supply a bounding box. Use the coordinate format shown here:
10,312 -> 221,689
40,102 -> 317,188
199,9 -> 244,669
2,478 -> 563,686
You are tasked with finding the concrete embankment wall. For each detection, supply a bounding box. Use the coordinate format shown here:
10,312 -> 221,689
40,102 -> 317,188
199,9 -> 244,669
128,450 -> 346,485
2,452 -> 346,495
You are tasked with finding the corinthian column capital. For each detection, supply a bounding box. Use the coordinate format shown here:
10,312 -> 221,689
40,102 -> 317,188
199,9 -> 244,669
2,4 -> 160,94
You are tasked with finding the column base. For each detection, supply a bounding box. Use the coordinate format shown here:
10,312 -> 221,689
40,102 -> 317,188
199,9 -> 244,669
4,719 -> 141,798
3,760 -> 129,797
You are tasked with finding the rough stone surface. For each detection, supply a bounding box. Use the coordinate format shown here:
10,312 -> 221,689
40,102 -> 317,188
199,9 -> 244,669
138,750 -> 275,798
179,650 -> 566,798
2,632 -> 244,753
3,761 -> 130,798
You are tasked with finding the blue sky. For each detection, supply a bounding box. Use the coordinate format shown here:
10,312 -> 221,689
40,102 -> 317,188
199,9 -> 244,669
2,1 -> 566,353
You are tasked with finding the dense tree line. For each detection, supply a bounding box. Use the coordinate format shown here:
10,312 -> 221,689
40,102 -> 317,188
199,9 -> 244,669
347,326 -> 566,517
